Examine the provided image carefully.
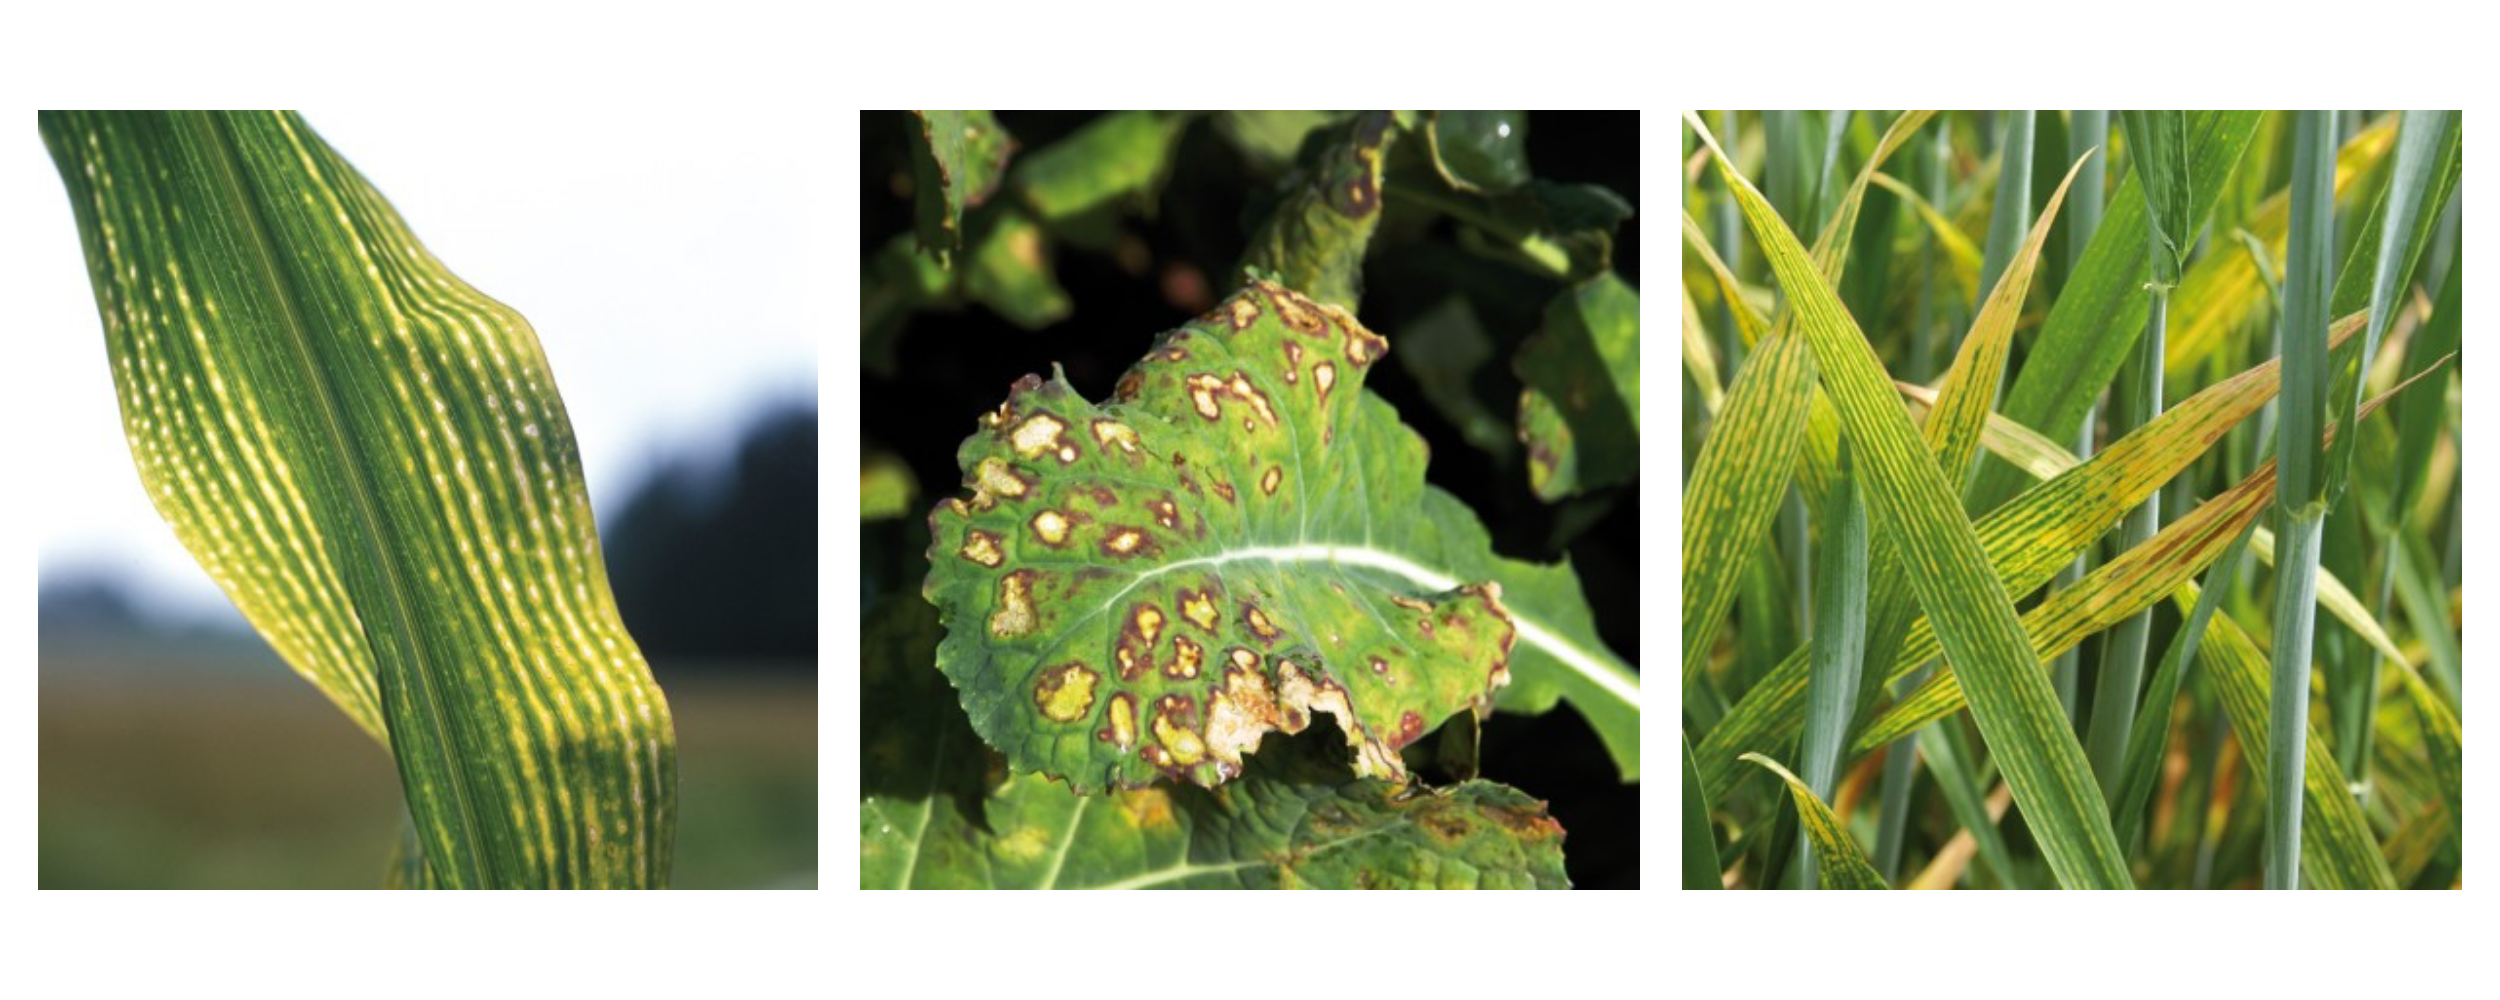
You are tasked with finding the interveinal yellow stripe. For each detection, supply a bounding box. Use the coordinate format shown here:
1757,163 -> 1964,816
42,111 -> 675,889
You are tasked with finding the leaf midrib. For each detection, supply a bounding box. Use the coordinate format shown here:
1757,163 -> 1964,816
1061,541 -> 1639,708
189,111 -> 491,888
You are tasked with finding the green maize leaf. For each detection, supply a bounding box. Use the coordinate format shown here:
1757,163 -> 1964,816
1690,314 -> 2355,802
1425,111 -> 1532,194
1241,112 -> 1396,310
906,110 -> 1015,264
1856,363 -> 2440,752
923,279 -> 1638,791
963,209 -> 1072,330
1517,273 -> 1640,500
41,111 -> 674,889
863,597 -> 1568,889
2322,110 -> 2460,508
1975,110 -> 2265,508
2121,111 -> 2194,289
1683,734 -> 1723,889
1741,753 -> 1887,889
1013,110 -> 1192,226
2165,118 -> 2394,374
1690,113 -> 2132,889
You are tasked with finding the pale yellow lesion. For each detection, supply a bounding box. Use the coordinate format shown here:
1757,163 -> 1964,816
958,529 -> 1005,567
1106,693 -> 1137,749
1106,529 -> 1144,555
1009,413 -> 1066,460
1181,590 -> 1220,632
1091,419 -> 1141,455
1034,662 -> 1098,723
973,456 -> 1028,507
1153,699 -> 1207,766
1030,509 -> 1070,546
1314,361 -> 1338,403
989,571 -> 1039,638
1260,466 -> 1284,496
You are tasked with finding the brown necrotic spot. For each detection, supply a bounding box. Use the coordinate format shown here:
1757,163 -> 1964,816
1313,361 -> 1337,404
958,528 -> 1004,568
1241,604 -> 1282,644
1261,281 -> 1326,336
1164,636 -> 1203,680
1148,497 -> 1179,529
1283,341 -> 1303,383
1211,481 -> 1235,503
1370,656 -> 1389,675
988,570 -> 1039,638
1100,526 -> 1157,559
1164,347 -> 1188,361
1344,174 -> 1378,217
1390,710 -> 1427,749
1028,509 -> 1072,547
1033,661 -> 1099,723
1260,465 -> 1283,497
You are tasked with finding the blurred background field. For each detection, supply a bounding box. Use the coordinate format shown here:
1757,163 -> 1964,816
39,404 -> 819,890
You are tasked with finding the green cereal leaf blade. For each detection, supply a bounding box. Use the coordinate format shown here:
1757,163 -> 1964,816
1975,111 -> 2265,508
40,111 -> 674,889
1741,753 -> 1888,890
1683,734 -> 1724,889
1689,113 -> 2132,890
2120,111 -> 2194,288
1517,273 -> 1640,500
923,279 -> 1638,792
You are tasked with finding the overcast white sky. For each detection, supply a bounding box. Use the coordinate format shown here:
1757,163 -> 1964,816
21,109 -> 822,621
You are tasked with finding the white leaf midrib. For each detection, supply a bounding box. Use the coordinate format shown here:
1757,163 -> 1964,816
1094,543 -> 1640,708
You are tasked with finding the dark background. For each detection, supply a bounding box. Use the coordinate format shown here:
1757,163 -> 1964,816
861,111 -> 1639,888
